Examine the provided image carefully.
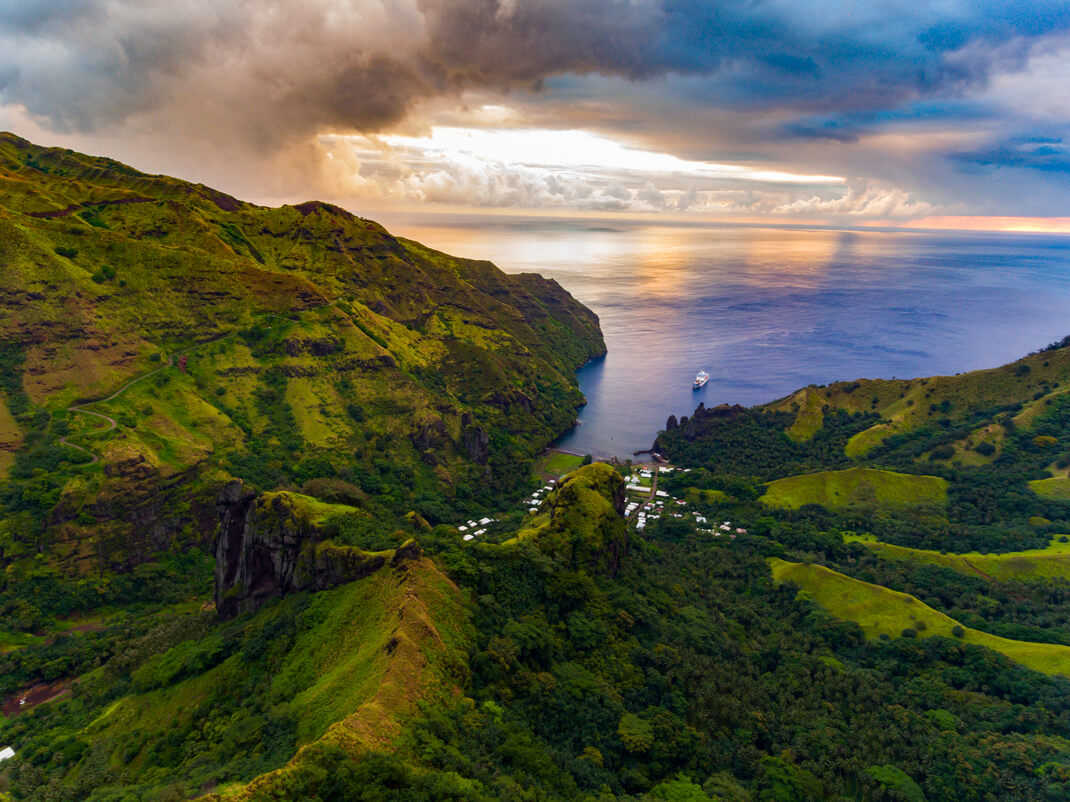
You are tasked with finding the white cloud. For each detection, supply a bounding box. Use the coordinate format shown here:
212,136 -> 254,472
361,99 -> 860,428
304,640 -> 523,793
316,129 -> 938,219
770,179 -> 938,218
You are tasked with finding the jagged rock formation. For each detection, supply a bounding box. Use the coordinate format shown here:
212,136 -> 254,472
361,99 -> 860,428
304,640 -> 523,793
654,402 -> 747,451
214,479 -> 412,618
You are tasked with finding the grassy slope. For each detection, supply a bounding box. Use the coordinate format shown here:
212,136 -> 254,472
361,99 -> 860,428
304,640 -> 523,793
534,451 -> 586,480
69,556 -> 469,799
760,467 -> 947,509
767,345 -> 1070,456
684,487 -> 730,504
222,556 -> 471,800
769,558 -> 1070,676
1030,477 -> 1070,500
845,534 -> 1070,581
0,393 -> 19,478
784,390 -> 825,442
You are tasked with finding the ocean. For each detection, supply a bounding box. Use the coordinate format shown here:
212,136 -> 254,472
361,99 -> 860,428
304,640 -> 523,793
387,214 -> 1070,459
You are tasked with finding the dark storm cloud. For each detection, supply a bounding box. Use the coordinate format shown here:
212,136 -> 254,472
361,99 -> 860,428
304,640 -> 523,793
951,136 -> 1070,174
783,101 -> 998,143
2,0 -> 1069,147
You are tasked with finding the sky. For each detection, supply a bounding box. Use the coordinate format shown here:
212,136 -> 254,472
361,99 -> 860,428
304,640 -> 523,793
3,1 -> 1070,229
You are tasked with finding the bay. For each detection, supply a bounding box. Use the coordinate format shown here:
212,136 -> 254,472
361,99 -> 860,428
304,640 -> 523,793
387,214 -> 1070,459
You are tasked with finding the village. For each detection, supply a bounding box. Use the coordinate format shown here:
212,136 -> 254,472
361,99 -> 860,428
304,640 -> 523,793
621,464 -> 747,538
451,458 -> 747,543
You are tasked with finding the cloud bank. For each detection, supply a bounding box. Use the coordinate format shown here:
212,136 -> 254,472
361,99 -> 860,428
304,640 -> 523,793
2,1 -> 1070,219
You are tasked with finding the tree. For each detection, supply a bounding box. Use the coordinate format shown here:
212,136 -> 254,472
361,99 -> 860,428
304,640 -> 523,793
618,712 -> 654,753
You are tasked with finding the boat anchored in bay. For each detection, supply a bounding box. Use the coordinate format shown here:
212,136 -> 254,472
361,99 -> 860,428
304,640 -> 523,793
693,370 -> 709,389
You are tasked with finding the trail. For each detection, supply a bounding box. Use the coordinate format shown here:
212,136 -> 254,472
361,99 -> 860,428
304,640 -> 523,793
60,355 -> 177,464
59,299 -> 340,464
961,556 -> 997,582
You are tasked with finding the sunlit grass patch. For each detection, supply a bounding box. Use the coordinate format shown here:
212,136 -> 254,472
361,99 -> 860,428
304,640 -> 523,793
761,467 -> 947,509
844,534 -> 1070,582
769,558 -> 1070,676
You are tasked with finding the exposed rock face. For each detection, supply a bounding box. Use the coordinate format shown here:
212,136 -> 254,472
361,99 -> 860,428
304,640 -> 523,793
411,416 -> 450,452
213,479 -> 412,619
461,418 -> 491,464
487,388 -> 535,414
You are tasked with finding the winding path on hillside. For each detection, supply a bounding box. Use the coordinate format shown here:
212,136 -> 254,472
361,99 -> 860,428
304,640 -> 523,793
59,298 -> 341,465
59,355 -> 176,465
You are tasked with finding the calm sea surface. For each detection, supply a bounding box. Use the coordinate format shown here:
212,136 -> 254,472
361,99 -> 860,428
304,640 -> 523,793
387,215 -> 1070,459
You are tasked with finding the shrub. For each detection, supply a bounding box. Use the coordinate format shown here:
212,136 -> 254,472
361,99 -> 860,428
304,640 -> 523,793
975,441 -> 996,456
54,245 -> 78,259
901,628 -> 918,639
951,625 -> 965,638
929,445 -> 955,460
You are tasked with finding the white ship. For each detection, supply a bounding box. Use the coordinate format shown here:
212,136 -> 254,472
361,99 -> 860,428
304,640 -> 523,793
693,370 -> 709,389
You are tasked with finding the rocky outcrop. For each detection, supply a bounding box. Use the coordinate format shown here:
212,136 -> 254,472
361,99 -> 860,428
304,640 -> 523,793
654,402 -> 748,453
411,416 -> 450,452
281,336 -> 343,357
461,413 -> 491,464
213,479 -> 413,619
486,388 -> 535,414
534,463 -> 629,577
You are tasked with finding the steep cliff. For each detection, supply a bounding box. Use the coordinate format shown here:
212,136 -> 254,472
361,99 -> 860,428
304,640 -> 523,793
214,479 -> 417,618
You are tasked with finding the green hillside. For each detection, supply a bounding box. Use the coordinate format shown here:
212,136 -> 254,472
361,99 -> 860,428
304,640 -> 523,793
769,558 -> 1070,676
0,131 -> 604,580
761,466 -> 947,509
1030,476 -> 1070,500
767,348 -> 1070,457
0,545 -> 470,800
845,534 -> 1070,581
